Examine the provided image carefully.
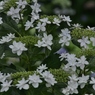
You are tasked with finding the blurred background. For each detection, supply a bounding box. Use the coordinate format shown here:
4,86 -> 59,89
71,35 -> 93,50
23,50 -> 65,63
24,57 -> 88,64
39,0 -> 95,27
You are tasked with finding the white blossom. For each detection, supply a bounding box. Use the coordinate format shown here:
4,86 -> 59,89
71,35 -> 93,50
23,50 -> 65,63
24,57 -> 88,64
87,26 -> 95,31
90,77 -> 95,90
36,22 -> 46,32
53,18 -> 61,26
7,7 -> 21,20
16,0 -> 27,9
35,33 -> 53,50
9,41 -> 27,56
37,64 -> 48,73
63,15 -> 72,26
59,53 -> 68,61
0,33 -> 15,44
30,3 -> 41,13
0,80 -> 12,92
40,18 -> 51,24
24,19 -> 34,30
72,23 -> 82,29
41,71 -> 57,87
16,78 -> 29,90
77,56 -> 89,70
78,36 -> 90,48
0,53 -> 5,59
28,74 -> 42,88
78,74 -> 89,88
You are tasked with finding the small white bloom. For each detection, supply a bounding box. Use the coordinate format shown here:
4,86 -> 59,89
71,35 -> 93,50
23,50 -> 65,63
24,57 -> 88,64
0,17 -> 3,24
7,7 -> 21,20
31,12 -> 39,20
40,18 -> 51,24
28,74 -> 42,88
35,33 -> 53,50
59,28 -> 71,38
72,23 -> 82,29
78,74 -> 89,88
16,78 -> 29,90
24,19 -> 34,30
59,53 -> 67,61
9,41 -> 27,56
30,3 -> 41,13
36,22 -> 46,32
87,26 -> 95,31
77,56 -> 89,70
41,71 -> 57,87
0,80 -> 12,92
90,77 -> 95,90
7,33 -> 15,39
37,64 -> 48,73
63,15 -> 72,26
59,36 -> 71,47
78,36 -> 90,48
90,37 -> 95,46
16,0 -> 27,9
53,18 -> 61,26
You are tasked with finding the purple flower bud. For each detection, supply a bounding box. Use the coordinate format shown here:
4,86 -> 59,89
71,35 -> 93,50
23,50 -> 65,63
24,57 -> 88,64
55,48 -> 67,55
90,72 -> 95,77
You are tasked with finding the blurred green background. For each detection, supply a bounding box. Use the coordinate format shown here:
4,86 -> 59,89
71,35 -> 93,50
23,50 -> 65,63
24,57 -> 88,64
39,0 -> 95,27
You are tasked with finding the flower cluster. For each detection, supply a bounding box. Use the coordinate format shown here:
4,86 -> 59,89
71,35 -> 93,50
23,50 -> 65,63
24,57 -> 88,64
0,64 -> 57,92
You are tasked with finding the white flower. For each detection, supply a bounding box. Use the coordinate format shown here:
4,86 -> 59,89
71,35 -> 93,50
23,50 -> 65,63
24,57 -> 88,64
63,15 -> 72,26
40,18 -> 51,24
41,33 -> 53,50
7,7 -> 20,20
41,71 -> 57,87
0,36 -> 11,44
0,17 -> 3,24
35,40 -> 43,48
62,87 -> 70,95
59,53 -> 67,61
77,56 -> 89,70
90,37 -> 95,46
87,26 -> 95,31
35,33 -> 53,50
0,80 -> 12,92
16,78 -> 29,90
30,3 -> 41,13
7,33 -> 15,39
0,1 -> 4,10
36,22 -> 46,32
59,36 -> 71,47
28,74 -> 42,88
16,0 -> 27,9
72,23 -> 82,29
59,28 -> 71,38
78,74 -> 89,88
53,18 -> 61,26
85,94 -> 93,95
31,12 -> 39,20
90,77 -> 95,90
78,36 -> 90,48
24,19 -> 34,30
9,41 -> 27,56
37,64 -> 48,73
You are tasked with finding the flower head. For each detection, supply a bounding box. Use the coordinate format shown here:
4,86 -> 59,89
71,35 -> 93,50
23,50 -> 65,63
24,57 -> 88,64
9,41 -> 27,56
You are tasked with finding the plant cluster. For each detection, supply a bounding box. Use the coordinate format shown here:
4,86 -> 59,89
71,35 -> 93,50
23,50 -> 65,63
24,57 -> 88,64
0,0 -> 95,95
